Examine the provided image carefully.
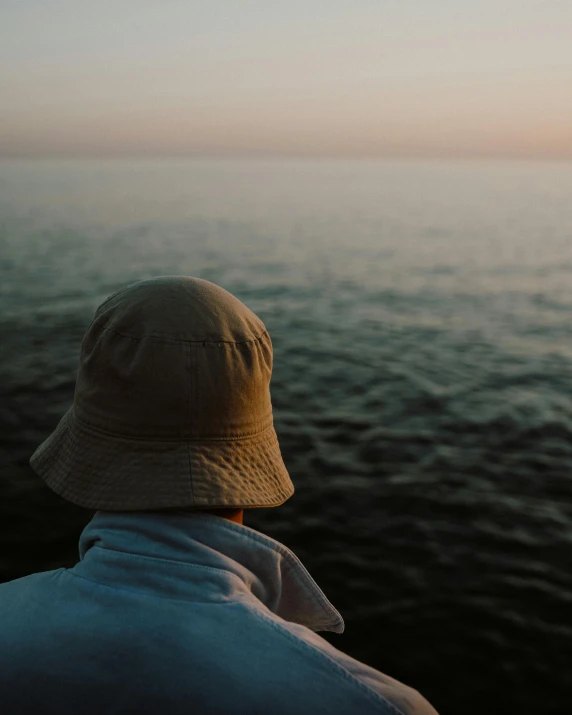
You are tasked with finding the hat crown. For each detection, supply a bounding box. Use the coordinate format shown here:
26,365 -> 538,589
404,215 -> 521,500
74,276 -> 274,441
92,276 -> 266,342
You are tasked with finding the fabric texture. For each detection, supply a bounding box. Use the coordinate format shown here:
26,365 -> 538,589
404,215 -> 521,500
29,276 -> 294,510
0,511 -> 438,715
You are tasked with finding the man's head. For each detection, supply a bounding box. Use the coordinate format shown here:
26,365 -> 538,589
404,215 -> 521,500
30,276 -> 294,513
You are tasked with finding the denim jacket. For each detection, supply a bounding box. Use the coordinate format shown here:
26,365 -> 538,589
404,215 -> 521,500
0,511 -> 438,714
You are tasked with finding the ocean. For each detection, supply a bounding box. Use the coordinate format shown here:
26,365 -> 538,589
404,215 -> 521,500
1,158 -> 572,714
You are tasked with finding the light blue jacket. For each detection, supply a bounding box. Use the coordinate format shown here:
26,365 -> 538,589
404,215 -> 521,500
0,511 -> 438,714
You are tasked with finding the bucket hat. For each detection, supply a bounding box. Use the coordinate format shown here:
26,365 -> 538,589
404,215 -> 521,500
30,276 -> 294,511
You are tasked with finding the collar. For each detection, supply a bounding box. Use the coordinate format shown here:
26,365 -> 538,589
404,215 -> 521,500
70,510 -> 344,634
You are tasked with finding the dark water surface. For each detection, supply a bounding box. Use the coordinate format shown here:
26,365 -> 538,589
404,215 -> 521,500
2,159 -> 572,714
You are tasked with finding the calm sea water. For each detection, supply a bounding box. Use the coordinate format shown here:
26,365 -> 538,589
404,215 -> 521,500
1,159 -> 572,714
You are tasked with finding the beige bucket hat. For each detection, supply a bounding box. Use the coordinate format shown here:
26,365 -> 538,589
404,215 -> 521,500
30,276 -> 294,511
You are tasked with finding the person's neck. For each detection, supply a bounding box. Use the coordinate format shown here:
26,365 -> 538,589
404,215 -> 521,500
154,507 -> 244,525
204,508 -> 243,525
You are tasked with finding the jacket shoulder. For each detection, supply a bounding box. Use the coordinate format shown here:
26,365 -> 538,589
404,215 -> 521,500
266,615 -> 438,715
0,568 -> 65,602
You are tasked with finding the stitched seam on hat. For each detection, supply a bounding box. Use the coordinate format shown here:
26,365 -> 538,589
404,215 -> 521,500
186,342 -> 195,502
71,413 -> 276,442
243,605 -> 406,715
90,321 -> 269,345
192,342 -> 199,436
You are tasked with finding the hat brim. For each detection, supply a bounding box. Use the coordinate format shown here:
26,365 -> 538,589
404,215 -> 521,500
30,408 -> 294,511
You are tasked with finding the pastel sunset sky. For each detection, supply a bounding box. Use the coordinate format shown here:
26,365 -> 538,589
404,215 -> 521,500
1,1 -> 571,159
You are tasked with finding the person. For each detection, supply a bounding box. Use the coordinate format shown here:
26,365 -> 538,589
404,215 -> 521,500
0,276 -> 438,714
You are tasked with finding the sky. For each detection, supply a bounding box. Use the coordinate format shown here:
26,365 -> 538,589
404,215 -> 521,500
1,0 -> 571,160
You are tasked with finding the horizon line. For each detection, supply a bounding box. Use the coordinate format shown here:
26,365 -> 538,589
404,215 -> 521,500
2,152 -> 572,164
